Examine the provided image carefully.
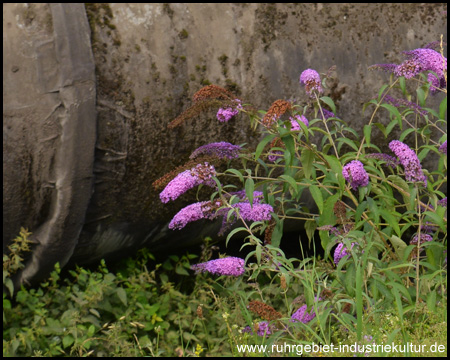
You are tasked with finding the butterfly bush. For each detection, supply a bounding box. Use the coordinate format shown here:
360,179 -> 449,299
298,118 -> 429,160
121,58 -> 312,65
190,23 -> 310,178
388,140 -> 427,185
190,256 -> 245,276
342,160 -> 369,190
299,69 -> 323,96
410,233 -> 434,245
256,321 -> 272,337
168,201 -> 216,230
366,153 -> 400,168
334,242 -> 356,265
216,99 -> 243,122
291,304 -> 317,323
159,162 -> 217,203
439,140 -> 447,154
290,114 -> 309,129
158,40 -> 446,341
371,47 -> 447,93
189,142 -> 241,160
217,202 -> 274,236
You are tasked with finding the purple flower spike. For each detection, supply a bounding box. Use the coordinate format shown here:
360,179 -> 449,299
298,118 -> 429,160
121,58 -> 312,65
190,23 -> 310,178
233,202 -> 273,222
168,201 -> 216,230
403,48 -> 447,92
334,242 -> 355,265
342,160 -> 369,190
216,99 -> 242,122
394,59 -> 421,79
410,233 -> 433,245
320,108 -> 336,120
300,69 -> 323,96
366,153 -> 400,168
217,199 -> 273,236
437,197 -> 447,207
159,163 -> 217,203
371,48 -> 447,93
256,321 -> 272,337
439,140 -> 447,155
191,256 -> 245,276
291,304 -> 317,323
389,140 -> 427,186
289,115 -> 309,130
190,141 -> 241,160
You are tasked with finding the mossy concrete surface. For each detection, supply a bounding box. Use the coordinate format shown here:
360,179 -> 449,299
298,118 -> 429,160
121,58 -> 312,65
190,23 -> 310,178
3,4 -> 447,280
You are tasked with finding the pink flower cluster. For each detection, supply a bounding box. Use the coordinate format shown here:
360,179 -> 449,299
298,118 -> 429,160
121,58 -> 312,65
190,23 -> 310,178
289,114 -> 309,130
191,256 -> 245,276
439,140 -> 447,155
372,48 -> 447,93
388,140 -> 427,185
334,242 -> 356,265
342,160 -> 369,190
402,48 -> 447,92
168,201 -> 217,230
216,99 -> 242,122
299,69 -> 323,96
410,233 -> 433,246
291,304 -> 317,323
159,163 -> 217,203
366,153 -> 400,168
167,190 -> 272,231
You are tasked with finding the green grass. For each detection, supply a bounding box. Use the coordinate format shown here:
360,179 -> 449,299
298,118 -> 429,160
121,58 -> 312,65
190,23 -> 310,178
3,234 -> 447,357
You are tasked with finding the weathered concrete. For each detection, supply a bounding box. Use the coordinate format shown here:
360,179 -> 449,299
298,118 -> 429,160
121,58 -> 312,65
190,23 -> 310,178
3,3 -> 96,285
3,3 -> 447,284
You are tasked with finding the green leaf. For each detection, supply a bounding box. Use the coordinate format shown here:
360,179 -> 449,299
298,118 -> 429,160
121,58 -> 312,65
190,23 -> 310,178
439,96 -> 447,120
63,335 -> 74,349
281,134 -> 295,166
320,193 -> 339,226
226,227 -> 247,247
399,76 -> 407,95
255,244 -> 262,265
323,154 -> 342,175
88,324 -> 96,337
337,137 -> 359,151
175,265 -> 190,276
225,168 -> 244,184
390,235 -> 407,259
355,263 -> 363,341
373,123 -> 387,138
4,277 -> 14,298
363,125 -> 371,146
416,87 -> 426,107
381,103 -> 402,129
245,177 -> 255,206
279,174 -> 298,195
319,96 -> 336,114
379,209 -> 401,237
116,287 -> 127,306
399,128 -> 415,142
309,185 -> 324,214
424,211 -> 446,232
300,149 -> 315,179
255,134 -> 276,161
378,84 -> 389,101
426,290 -> 437,313
386,119 -> 398,135
305,219 -> 317,246
271,220 -> 284,248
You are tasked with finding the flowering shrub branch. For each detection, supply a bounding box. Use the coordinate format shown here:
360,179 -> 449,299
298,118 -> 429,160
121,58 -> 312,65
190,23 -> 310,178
155,40 -> 447,347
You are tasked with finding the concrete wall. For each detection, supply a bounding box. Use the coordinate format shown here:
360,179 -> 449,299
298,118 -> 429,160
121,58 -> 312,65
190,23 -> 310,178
3,3 -> 447,282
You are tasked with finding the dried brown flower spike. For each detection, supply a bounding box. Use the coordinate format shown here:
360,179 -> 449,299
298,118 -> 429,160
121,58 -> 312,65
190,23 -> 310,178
262,100 -> 292,128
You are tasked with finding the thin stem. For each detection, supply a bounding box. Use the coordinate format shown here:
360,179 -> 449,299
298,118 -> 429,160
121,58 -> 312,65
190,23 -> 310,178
356,78 -> 400,159
314,93 -> 340,159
